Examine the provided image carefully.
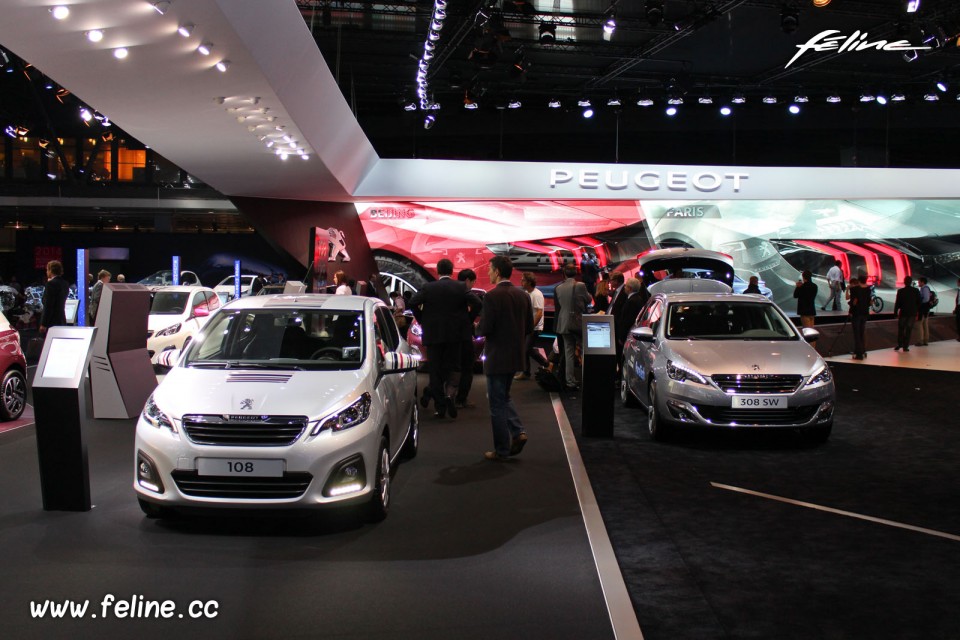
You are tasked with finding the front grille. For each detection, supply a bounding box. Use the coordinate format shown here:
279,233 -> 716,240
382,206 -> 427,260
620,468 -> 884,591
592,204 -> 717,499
182,415 -> 308,447
711,374 -> 802,394
694,405 -> 818,426
172,470 -> 312,499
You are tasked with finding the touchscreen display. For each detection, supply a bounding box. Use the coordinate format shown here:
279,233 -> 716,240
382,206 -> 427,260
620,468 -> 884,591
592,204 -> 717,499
41,337 -> 88,379
586,321 -> 612,350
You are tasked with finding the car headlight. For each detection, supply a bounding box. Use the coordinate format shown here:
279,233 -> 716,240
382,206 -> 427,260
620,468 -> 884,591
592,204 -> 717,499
142,394 -> 177,433
311,393 -> 372,435
410,322 -> 423,338
155,322 -> 182,337
666,359 -> 708,385
806,364 -> 833,388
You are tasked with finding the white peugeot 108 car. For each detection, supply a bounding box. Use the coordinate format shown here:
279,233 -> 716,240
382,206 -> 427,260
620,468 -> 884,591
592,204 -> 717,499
134,294 -> 420,522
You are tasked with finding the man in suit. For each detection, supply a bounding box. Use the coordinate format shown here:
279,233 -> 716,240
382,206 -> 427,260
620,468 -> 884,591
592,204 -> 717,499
409,258 -> 479,418
453,268 -> 482,409
893,275 -> 921,352
39,259 -> 69,335
553,263 -> 593,391
88,269 -> 111,325
615,278 -> 649,348
476,256 -> 533,461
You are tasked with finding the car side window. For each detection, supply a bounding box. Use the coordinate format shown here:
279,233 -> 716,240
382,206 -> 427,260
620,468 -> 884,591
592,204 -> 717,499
191,291 -> 208,313
374,307 -> 399,353
205,291 -> 221,310
638,300 -> 662,330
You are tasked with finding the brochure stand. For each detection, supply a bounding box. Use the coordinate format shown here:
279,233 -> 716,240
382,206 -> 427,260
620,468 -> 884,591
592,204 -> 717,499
580,314 -> 616,438
32,326 -> 97,511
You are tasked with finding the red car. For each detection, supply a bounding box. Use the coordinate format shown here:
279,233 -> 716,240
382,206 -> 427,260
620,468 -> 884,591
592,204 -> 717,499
0,311 -> 27,421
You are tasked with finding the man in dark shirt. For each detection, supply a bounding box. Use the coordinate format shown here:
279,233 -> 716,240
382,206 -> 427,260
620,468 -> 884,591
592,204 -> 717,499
893,275 -> 921,352
847,277 -> 872,359
476,256 -> 533,461
39,259 -> 69,335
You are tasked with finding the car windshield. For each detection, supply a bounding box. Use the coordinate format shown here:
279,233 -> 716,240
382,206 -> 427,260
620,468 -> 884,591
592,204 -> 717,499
183,308 -> 365,370
666,301 -> 798,340
218,276 -> 255,287
139,271 -> 171,285
151,291 -> 190,315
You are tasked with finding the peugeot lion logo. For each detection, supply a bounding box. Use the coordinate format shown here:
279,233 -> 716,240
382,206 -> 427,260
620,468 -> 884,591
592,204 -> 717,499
752,364 -> 762,371
240,398 -> 254,410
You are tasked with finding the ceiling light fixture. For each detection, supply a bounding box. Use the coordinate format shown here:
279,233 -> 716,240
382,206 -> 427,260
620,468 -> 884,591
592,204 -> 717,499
788,103 -> 801,114
538,22 -> 556,45
151,1 -> 171,15
826,93 -> 841,103
936,79 -> 948,92
50,6 -> 69,20
178,23 -> 194,38
905,0 -> 920,14
215,60 -> 230,72
731,93 -> 746,104
812,0 -> 831,6
891,92 -> 906,102
80,108 -> 93,122
113,47 -> 129,59
578,98 -> 592,107
698,96 -> 713,104
667,96 -> 684,105
719,105 -> 732,116
547,98 -> 561,108
86,30 -> 104,43
607,97 -> 622,107
665,106 -> 678,116
763,95 -> 778,104
507,99 -> 522,109
794,94 -> 809,103
197,42 -> 213,56
582,107 -> 594,118
876,94 -> 888,105
859,91 -> 875,102
424,114 -> 436,129
923,92 -> 939,101
636,96 -> 654,107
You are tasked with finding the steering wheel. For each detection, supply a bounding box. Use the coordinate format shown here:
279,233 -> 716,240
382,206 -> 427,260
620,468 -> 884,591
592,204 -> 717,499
310,347 -> 342,360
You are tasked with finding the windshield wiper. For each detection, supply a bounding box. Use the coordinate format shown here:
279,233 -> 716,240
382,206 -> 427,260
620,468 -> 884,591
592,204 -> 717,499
226,361 -> 306,371
186,361 -> 229,369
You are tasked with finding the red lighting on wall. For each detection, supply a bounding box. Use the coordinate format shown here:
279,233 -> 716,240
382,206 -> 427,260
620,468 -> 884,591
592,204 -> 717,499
864,242 -> 911,286
830,241 -> 882,284
795,240 -> 850,279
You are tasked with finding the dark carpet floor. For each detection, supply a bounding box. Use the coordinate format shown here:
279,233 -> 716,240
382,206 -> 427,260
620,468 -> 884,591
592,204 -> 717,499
562,363 -> 960,640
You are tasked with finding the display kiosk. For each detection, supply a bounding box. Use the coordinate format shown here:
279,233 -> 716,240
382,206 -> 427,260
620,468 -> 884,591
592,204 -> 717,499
90,283 -> 155,419
580,314 -> 616,438
32,326 -> 97,511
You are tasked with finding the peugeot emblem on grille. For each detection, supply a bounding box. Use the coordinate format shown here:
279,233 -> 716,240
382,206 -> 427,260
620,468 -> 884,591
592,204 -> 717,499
752,364 -> 761,371
240,398 -> 254,410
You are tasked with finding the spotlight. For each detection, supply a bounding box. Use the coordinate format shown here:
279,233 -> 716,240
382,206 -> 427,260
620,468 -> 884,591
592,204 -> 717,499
812,0 -> 831,6
891,92 -> 906,102
15,126 -> 29,136
788,103 -> 801,114
859,91 -> 875,102
762,95 -> 778,104
731,93 -> 746,104
826,94 -> 841,103
538,22 -> 556,45
3,125 -> 16,138
424,114 -> 436,129
698,96 -> 713,104
924,92 -> 939,101
215,60 -> 230,72
780,4 -> 799,34
645,1 -> 664,27
665,106 -> 678,116
403,101 -> 417,111
936,79 -> 948,92
794,94 -> 809,103
582,108 -> 594,118
507,99 -> 521,109
39,138 -> 50,149
547,98 -> 562,108
876,94 -> 888,105
197,42 -> 213,56
636,96 -> 654,107
607,97 -> 622,107
719,105 -> 732,116
602,10 -> 616,41
86,30 -> 104,43
113,47 -> 129,59
178,23 -> 194,38
464,102 -> 479,110
667,96 -> 683,105
905,0 -> 920,13
50,6 -> 69,20
80,108 -> 93,122
577,98 -> 592,107
151,1 -> 171,15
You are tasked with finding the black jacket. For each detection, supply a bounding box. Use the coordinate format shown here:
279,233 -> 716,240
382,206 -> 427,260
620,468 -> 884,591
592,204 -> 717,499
793,281 -> 818,317
894,285 -> 921,318
409,277 -> 479,345
477,281 -> 533,375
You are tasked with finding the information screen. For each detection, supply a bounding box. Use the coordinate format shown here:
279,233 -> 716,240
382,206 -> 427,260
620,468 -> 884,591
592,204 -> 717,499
41,337 -> 89,379
586,321 -> 612,350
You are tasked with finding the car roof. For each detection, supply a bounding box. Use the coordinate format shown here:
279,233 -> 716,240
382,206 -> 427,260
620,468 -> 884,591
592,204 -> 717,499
154,285 -> 213,293
223,293 -> 379,312
637,247 -> 734,268
648,279 -> 732,296
656,292 -> 775,304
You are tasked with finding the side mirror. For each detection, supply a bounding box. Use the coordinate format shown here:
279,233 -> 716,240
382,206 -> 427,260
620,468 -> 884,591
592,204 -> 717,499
381,351 -> 421,374
192,306 -> 209,318
801,327 -> 820,343
630,326 -> 655,342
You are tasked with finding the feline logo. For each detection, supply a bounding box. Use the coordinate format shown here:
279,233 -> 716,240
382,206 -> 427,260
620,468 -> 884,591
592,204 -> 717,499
786,30 -> 932,68
239,399 -> 253,411
327,227 -> 351,262
662,205 -> 721,219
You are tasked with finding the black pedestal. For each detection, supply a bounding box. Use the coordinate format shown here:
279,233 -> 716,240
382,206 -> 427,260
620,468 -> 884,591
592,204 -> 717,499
581,353 -> 616,438
33,387 -> 91,511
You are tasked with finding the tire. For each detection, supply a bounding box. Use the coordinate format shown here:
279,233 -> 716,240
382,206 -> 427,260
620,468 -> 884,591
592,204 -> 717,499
647,379 -> 670,441
400,400 -> 420,460
0,369 -> 26,421
138,498 -> 172,520
870,296 -> 883,314
620,374 -> 638,407
804,423 -> 832,445
366,437 -> 392,523
374,253 -> 431,292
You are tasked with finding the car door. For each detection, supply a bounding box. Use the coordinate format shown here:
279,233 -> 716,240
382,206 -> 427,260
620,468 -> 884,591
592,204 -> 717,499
185,290 -> 209,337
373,306 -> 410,459
625,299 -> 663,403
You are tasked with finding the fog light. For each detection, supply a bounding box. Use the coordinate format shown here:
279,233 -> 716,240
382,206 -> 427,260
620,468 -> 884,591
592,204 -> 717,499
817,401 -> 834,422
136,450 -> 164,494
667,400 -> 695,422
323,454 -> 366,497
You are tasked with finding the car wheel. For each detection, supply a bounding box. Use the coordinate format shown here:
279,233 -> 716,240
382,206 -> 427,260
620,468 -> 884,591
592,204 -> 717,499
620,374 -> 638,407
367,437 -> 391,522
0,369 -> 26,421
138,498 -> 173,520
804,423 -> 832,445
647,380 -> 669,441
400,400 -> 419,460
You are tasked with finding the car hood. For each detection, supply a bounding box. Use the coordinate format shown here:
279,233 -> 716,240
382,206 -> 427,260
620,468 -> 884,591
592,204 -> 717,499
666,339 -> 824,377
152,366 -> 369,419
